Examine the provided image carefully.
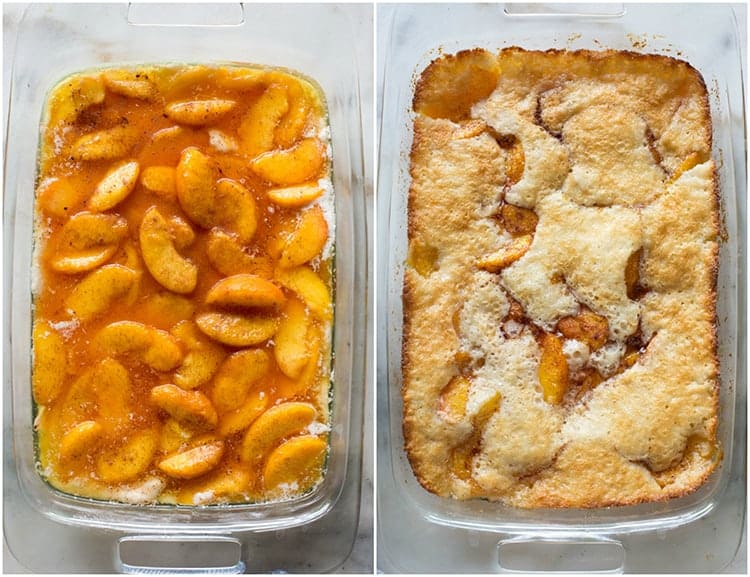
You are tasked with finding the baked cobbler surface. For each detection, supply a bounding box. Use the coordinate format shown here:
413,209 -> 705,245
402,48 -> 720,508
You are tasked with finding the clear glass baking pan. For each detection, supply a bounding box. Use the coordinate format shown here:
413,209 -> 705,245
5,3 -> 368,573
377,3 -> 745,572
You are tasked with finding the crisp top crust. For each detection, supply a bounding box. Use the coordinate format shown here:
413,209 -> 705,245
403,48 -> 720,508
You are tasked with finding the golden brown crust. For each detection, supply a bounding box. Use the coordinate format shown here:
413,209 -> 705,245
402,47 -> 720,508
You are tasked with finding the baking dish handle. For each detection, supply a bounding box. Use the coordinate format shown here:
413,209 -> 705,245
115,535 -> 245,574
503,3 -> 626,17
497,535 -> 625,573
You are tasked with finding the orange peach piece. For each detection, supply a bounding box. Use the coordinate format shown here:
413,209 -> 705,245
211,349 -> 271,413
477,234 -> 532,272
32,321 -> 67,405
175,147 -> 220,229
206,229 -> 274,278
214,179 -> 257,243
206,274 -> 286,309
240,402 -> 316,463
94,320 -> 183,371
159,418 -> 194,455
141,166 -> 177,198
96,429 -> 158,483
171,321 -> 225,390
218,390 -> 270,437
165,99 -> 237,126
238,84 -> 289,157
438,375 -> 471,421
539,333 -> 569,404
36,177 -> 87,218
250,138 -> 325,186
557,310 -> 610,351
266,184 -> 324,208
274,298 -> 311,379
150,384 -> 218,431
69,126 -> 138,161
263,435 -> 327,491
65,264 -> 137,321
88,160 -> 140,212
195,313 -> 279,347
158,440 -> 225,479
274,77 -> 318,148
139,206 -> 198,294
102,69 -> 158,100
274,266 -> 332,321
47,74 -> 105,126
59,420 -> 104,462
50,212 -> 128,273
278,205 -> 329,268
276,328 -> 321,400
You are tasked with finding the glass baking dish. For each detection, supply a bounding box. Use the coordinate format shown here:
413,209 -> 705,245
6,3 -> 368,573
377,3 -> 745,573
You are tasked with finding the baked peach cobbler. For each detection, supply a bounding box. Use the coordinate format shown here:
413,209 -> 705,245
402,48 -> 720,508
32,65 -> 334,505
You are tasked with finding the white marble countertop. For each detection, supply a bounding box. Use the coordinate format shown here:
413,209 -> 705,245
3,3 -> 373,573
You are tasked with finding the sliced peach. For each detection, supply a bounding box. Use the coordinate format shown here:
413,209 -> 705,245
92,357 -> 133,427
218,390 -> 270,437
141,292 -> 195,328
625,249 -> 643,300
47,74 -> 105,126
274,298 -> 311,379
407,241 -> 439,277
141,166 -> 176,198
214,67 -> 267,90
539,333 -> 568,404
276,328 -> 321,400
69,126 -> 138,161
238,84 -> 289,157
274,77 -> 318,148
155,66 -> 215,98
206,274 -> 285,309
438,375 -> 471,421
557,310 -> 610,351
274,266 -> 332,321
175,147 -> 221,229
500,204 -> 538,236
96,429 -> 158,483
159,418 -> 194,455
669,151 -> 707,183
477,234 -> 532,272
158,439 -> 224,479
50,212 -> 128,273
165,99 -> 236,126
102,69 -> 158,100
211,349 -> 271,413
240,402 -> 316,463
140,206 -> 198,294
171,321 -> 225,390
150,384 -> 218,430
187,464 -> 252,502
263,435 -> 327,491
267,184 -> 324,208
32,321 -> 67,405
196,313 -> 279,347
250,138 -> 325,186
65,264 -> 137,321
88,160 -> 140,212
206,229 -> 274,277
36,177 -> 87,218
214,179 -> 257,243
94,320 -> 183,371
278,206 -> 329,268
59,420 -> 104,462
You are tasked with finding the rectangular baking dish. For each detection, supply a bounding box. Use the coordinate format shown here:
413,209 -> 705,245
377,3 -> 745,573
6,3 -> 368,572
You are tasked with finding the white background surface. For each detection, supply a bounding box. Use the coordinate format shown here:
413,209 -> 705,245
3,2 -> 373,573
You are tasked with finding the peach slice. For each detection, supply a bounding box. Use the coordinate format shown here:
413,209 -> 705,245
94,320 -> 183,371
266,184 -> 324,208
158,439 -> 225,479
477,234 -> 533,272
47,74 -> 105,126
102,69 -> 158,100
274,77 -> 318,148
206,274 -> 286,309
218,390 -> 270,437
557,310 -> 610,351
59,420 -> 104,462
171,321 -> 225,390
274,266 -> 332,321
165,99 -> 237,126
32,321 -> 67,405
140,206 -> 198,294
206,229 -> 274,278
141,166 -> 177,198
150,384 -> 218,431
211,349 -> 271,414
167,215 -> 196,250
65,264 -> 137,322
159,418 -> 194,455
407,241 -> 439,277
88,160 -> 140,212
50,212 -> 128,273
195,313 -> 279,347
240,402 -> 316,463
214,67 -> 267,90
438,375 -> 471,421
175,147 -> 221,229
61,358 -> 132,430
274,298 -> 311,379
263,435 -> 327,491
214,179 -> 257,243
278,206 -> 329,268
36,177 -> 87,218
186,464 -> 252,503
500,204 -> 538,237
141,293 -> 195,328
70,126 -> 138,161
96,429 -> 158,483
276,328 -> 321,400
238,83 -> 289,157
539,333 -> 568,404
250,138 -> 325,186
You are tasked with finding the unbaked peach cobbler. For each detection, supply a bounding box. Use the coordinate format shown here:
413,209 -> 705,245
32,64 -> 334,505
